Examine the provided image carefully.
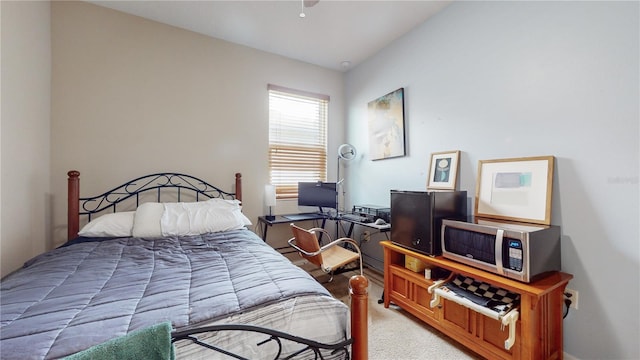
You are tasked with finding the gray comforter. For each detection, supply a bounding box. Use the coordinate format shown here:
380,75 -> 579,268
0,229 -> 333,359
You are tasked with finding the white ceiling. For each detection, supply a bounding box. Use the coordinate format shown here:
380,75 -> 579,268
88,1 -> 453,71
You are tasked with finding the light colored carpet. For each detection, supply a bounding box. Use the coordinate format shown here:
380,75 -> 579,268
304,265 -> 483,360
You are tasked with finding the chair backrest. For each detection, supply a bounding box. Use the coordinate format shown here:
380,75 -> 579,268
290,224 -> 323,267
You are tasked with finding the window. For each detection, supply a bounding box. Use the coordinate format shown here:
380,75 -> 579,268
268,84 -> 329,199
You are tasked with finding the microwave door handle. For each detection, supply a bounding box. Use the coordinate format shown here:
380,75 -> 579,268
495,229 -> 504,275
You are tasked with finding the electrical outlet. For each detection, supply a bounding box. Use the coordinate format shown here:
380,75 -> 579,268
362,231 -> 371,242
565,288 -> 579,309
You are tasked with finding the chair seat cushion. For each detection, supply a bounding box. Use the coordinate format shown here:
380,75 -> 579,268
321,246 -> 360,272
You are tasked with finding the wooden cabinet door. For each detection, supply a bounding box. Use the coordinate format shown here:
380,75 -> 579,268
440,299 -> 521,360
389,266 -> 410,302
412,280 -> 436,319
388,266 -> 437,323
440,299 -> 472,334
478,314 -> 520,360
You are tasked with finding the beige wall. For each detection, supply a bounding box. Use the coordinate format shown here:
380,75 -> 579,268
50,2 -> 344,248
0,1 -> 52,277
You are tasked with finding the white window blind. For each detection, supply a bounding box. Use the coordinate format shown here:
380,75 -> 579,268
268,84 -> 329,199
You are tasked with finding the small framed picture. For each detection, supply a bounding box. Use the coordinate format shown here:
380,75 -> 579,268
475,155 -> 554,225
427,150 -> 460,190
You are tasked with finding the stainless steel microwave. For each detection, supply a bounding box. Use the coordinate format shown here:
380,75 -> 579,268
441,218 -> 561,283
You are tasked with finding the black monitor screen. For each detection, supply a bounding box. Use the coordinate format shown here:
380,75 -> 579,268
298,182 -> 337,210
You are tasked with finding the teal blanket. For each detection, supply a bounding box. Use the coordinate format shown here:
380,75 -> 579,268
64,322 -> 175,360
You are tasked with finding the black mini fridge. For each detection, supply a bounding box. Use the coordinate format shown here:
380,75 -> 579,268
390,190 -> 467,256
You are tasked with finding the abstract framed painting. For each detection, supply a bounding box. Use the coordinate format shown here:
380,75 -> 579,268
368,88 -> 405,160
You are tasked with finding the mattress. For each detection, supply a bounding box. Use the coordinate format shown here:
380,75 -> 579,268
0,229 -> 348,359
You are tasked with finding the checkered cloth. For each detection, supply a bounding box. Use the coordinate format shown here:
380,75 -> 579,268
443,274 -> 520,315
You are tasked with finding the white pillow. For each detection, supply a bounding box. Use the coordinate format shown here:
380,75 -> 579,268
161,198 -> 251,236
78,211 -> 135,238
132,202 -> 164,238
237,211 -> 252,226
206,198 -> 252,226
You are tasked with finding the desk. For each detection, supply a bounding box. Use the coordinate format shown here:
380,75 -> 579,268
257,213 -> 329,254
258,213 -> 328,254
338,217 -> 390,279
338,217 -> 390,239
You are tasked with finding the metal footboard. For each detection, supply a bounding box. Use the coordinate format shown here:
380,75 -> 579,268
172,324 -> 352,360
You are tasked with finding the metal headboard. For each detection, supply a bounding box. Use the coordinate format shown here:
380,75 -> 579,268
67,171 -> 242,240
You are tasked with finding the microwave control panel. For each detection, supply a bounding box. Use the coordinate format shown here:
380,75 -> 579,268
507,239 -> 523,271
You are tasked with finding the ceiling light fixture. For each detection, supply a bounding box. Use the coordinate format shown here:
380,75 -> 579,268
299,0 -> 306,18
299,0 -> 319,19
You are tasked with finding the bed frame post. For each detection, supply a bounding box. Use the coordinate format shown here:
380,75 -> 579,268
349,274 -> 368,360
67,170 -> 80,241
235,173 -> 242,202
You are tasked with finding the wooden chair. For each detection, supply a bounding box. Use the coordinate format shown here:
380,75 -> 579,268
288,223 -> 363,282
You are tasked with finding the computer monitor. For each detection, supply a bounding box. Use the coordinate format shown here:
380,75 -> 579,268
298,182 -> 337,211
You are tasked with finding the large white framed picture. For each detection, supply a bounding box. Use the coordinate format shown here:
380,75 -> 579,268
475,156 -> 555,225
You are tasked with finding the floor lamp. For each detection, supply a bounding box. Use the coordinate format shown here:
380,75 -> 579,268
337,144 -> 357,214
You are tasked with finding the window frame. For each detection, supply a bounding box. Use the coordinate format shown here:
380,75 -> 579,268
268,84 -> 329,200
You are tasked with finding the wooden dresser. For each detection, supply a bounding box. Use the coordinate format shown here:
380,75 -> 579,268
381,241 -> 572,360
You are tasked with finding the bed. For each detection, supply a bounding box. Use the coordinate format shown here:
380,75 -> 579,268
0,171 -> 367,359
